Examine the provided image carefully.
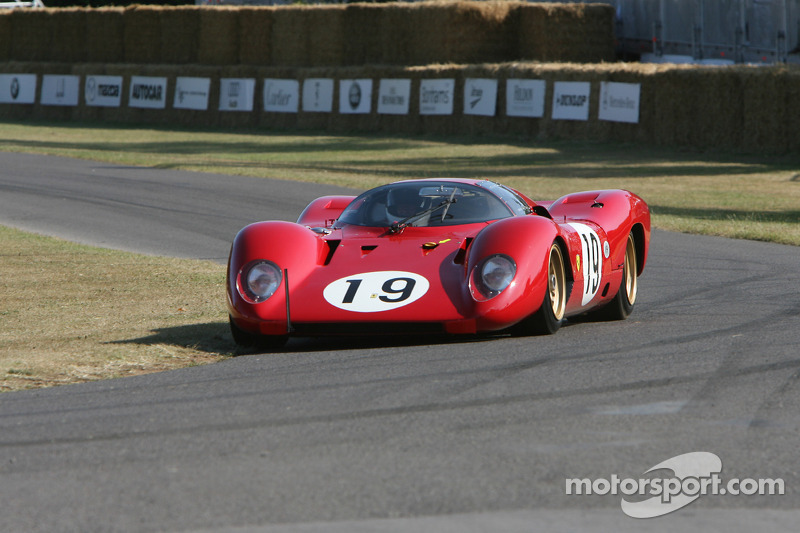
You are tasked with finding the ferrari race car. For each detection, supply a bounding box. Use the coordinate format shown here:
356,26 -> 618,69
227,179 -> 650,348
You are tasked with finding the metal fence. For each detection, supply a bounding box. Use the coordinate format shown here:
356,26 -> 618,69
555,0 -> 799,63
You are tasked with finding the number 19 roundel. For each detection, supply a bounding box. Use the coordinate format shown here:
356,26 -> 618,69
323,271 -> 430,312
568,223 -> 603,306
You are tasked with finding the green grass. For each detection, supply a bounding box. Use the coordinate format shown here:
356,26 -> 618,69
0,225 -> 229,392
2,120 -> 799,245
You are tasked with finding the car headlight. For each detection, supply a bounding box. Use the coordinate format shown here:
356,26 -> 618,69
470,254 -> 516,301
239,260 -> 282,303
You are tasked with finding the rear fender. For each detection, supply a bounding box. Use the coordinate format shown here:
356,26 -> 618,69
550,189 -> 650,275
296,196 -> 356,228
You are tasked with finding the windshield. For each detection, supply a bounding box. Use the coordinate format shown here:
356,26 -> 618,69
334,181 -> 515,229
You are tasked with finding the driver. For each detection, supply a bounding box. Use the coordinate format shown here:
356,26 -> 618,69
386,187 -> 422,221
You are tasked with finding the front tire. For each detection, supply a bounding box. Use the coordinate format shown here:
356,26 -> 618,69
518,242 -> 567,335
229,316 -> 288,351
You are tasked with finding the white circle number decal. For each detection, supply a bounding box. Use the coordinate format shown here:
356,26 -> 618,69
323,271 -> 430,312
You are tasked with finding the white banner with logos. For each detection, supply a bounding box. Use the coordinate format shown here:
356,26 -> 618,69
419,79 -> 454,115
506,78 -> 546,118
464,78 -> 497,117
599,81 -> 641,124
40,75 -> 80,107
339,79 -> 372,114
552,81 -> 591,121
0,74 -> 37,104
129,76 -> 167,109
263,79 -> 299,113
174,77 -> 210,110
85,75 -> 123,107
219,78 -> 255,112
302,78 -> 334,113
377,79 -> 411,115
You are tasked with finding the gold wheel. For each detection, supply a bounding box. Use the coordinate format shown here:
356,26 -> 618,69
623,233 -> 638,306
548,244 -> 567,321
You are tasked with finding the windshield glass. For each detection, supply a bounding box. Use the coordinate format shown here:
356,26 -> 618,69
334,181 -> 515,229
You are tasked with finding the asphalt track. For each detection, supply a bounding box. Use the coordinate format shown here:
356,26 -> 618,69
1,152 -> 799,532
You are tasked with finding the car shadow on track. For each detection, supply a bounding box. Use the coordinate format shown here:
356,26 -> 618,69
112,321 -> 511,356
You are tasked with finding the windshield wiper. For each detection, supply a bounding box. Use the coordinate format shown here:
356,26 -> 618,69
388,197 -> 457,234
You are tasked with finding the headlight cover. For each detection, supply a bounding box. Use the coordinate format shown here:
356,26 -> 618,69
470,254 -> 516,301
239,260 -> 282,303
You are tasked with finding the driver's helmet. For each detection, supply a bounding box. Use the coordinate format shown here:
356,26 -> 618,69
386,187 -> 421,219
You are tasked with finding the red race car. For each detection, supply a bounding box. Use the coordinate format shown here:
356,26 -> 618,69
227,179 -> 650,348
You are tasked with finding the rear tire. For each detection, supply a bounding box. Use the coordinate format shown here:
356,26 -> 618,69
593,232 -> 638,321
518,242 -> 567,335
229,316 -> 288,351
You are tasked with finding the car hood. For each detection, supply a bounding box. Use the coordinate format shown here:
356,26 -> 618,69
289,223 -> 487,323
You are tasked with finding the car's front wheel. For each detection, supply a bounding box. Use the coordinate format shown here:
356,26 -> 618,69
229,316 -> 288,351
518,242 -> 567,335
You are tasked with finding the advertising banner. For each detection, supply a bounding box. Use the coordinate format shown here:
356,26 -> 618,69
419,79 -> 454,115
40,75 -> 80,107
463,78 -> 498,117
302,78 -> 334,113
85,75 -> 123,107
263,79 -> 299,113
339,79 -> 372,114
552,81 -> 591,121
377,79 -> 411,115
129,76 -> 168,109
0,74 -> 37,104
219,78 -> 255,112
599,81 -> 641,123
174,77 -> 211,110
506,79 -> 546,118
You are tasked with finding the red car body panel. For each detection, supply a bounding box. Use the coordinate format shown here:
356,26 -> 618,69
227,179 -> 650,338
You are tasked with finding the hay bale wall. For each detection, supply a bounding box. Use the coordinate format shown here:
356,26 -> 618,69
0,2 -> 614,67
3,61 -> 799,153
85,8 -> 125,64
1,3 -> 796,153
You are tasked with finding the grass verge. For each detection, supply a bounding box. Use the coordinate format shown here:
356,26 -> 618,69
0,225 -> 229,392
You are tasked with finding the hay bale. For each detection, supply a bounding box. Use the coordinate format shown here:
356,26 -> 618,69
239,7 -> 274,65
344,4 -> 383,66
783,67 -> 800,152
160,6 -> 200,64
270,7 -> 304,67
0,12 -> 11,62
123,6 -> 162,64
740,66 -> 786,152
10,8 -> 53,62
377,4 -> 415,66
391,2 -> 519,66
446,1 -> 517,64
308,6 -> 345,67
85,8 -> 125,64
518,3 -> 615,63
271,6 -> 345,67
50,8 -> 87,63
406,3 -> 451,66
198,6 -> 240,66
